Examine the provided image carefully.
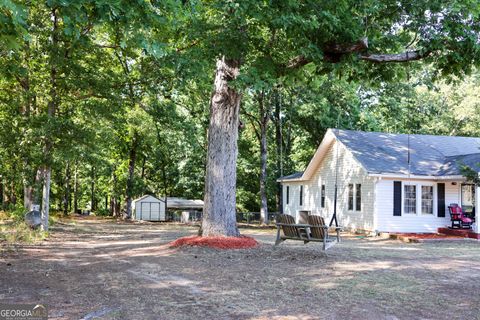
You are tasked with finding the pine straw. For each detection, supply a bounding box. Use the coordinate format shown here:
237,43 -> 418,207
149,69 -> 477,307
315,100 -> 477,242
169,235 -> 258,249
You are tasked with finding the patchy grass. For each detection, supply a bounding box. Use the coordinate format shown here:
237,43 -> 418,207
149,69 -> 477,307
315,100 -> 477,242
0,208 -> 61,245
0,220 -> 49,244
1,217 -> 480,319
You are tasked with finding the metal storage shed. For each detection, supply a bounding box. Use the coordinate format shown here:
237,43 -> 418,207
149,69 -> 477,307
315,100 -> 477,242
133,195 -> 166,221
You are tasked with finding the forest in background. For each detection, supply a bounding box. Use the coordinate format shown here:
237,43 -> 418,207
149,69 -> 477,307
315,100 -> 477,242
1,1 -> 479,219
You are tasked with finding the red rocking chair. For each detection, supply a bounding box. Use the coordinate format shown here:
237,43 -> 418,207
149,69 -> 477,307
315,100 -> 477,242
448,204 -> 473,229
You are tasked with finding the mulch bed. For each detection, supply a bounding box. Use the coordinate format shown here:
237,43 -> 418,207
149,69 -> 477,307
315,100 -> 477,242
169,235 -> 259,249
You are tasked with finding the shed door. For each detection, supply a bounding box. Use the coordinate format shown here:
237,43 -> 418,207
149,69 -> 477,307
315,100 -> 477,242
140,202 -> 162,221
150,202 -> 160,220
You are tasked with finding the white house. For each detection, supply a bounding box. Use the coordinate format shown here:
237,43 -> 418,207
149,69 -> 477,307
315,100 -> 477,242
278,129 -> 480,238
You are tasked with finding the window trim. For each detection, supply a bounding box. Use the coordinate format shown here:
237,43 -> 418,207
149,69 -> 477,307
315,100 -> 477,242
347,183 -> 362,212
403,184 -> 417,214
401,182 -> 437,216
421,185 -> 434,215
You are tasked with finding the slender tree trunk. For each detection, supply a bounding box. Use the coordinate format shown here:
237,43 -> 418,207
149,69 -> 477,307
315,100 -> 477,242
64,162 -> 70,215
259,122 -> 269,224
40,8 -> 59,231
8,181 -> 17,206
201,57 -> 241,237
274,91 -> 283,214
125,134 -> 138,219
0,177 -> 3,207
24,184 -> 33,211
90,166 -> 95,212
73,163 -> 78,213
141,156 -> 146,180
110,169 -> 118,216
258,92 -> 269,225
41,167 -> 51,231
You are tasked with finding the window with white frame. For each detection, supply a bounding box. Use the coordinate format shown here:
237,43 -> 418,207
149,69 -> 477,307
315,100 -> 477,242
421,186 -> 434,214
347,184 -> 362,211
348,184 -> 354,210
404,185 -> 417,214
355,184 -> 362,211
403,183 -> 436,215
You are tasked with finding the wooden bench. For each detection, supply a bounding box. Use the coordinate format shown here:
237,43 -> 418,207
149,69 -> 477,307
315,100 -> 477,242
275,214 -> 341,250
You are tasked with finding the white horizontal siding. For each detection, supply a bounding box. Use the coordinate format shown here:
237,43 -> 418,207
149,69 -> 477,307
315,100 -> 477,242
283,140 -> 375,230
376,179 -> 460,233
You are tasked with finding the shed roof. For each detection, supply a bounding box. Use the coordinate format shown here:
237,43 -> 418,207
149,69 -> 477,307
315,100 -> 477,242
166,197 -> 204,210
133,194 -> 165,203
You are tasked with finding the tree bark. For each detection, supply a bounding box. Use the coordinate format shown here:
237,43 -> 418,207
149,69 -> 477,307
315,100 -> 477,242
64,162 -> 70,214
73,162 -> 79,213
0,177 -> 3,207
124,134 -> 138,219
41,167 -> 51,231
24,184 -> 33,211
258,92 -> 269,225
201,57 -> 241,237
274,91 -> 283,214
40,8 -> 59,230
90,166 -> 95,212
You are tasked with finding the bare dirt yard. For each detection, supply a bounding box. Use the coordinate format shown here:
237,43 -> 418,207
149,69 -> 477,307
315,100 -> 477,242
1,217 -> 480,320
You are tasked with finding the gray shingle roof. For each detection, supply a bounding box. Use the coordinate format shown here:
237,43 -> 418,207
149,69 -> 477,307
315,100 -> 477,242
333,129 -> 480,176
278,171 -> 304,181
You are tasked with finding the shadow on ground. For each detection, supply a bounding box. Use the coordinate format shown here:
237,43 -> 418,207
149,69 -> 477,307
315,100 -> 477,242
1,218 -> 479,320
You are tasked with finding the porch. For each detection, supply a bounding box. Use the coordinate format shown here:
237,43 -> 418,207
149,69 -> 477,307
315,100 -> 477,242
443,181 -> 479,238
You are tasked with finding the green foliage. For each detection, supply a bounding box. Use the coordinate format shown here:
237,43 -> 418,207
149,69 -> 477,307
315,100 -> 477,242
0,0 -> 479,216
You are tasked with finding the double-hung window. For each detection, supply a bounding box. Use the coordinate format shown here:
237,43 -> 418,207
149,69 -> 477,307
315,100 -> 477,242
355,184 -> 362,211
348,184 -> 354,210
404,185 -> 417,214
421,186 -> 434,214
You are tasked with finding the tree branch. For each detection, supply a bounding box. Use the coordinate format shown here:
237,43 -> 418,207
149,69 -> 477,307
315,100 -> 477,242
286,37 -> 430,68
359,50 -> 430,63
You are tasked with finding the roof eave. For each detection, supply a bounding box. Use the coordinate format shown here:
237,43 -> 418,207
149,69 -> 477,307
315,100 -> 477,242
276,178 -> 307,183
368,173 -> 466,180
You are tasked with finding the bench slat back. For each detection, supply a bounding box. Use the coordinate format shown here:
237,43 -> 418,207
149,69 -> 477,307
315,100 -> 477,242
277,214 -> 299,237
308,215 -> 326,239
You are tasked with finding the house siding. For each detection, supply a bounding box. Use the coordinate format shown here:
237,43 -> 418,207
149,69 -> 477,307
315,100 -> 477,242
283,140 -> 376,231
376,179 -> 461,233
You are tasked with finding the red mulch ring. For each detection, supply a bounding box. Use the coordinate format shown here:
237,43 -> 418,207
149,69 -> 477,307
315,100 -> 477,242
394,233 -> 465,239
169,235 -> 259,249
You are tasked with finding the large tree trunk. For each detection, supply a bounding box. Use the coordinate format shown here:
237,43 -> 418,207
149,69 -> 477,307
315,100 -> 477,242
201,57 -> 241,237
124,134 -> 138,219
